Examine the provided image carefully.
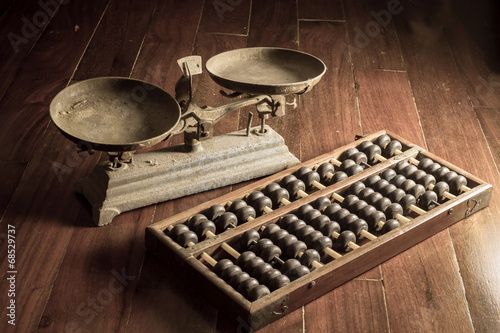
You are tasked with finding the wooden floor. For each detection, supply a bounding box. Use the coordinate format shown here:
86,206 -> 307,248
1,0 -> 499,332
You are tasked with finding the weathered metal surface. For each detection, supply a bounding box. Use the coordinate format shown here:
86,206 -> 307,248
206,47 -> 327,95
76,126 -> 300,226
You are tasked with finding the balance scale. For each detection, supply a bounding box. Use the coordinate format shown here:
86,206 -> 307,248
50,48 -> 326,226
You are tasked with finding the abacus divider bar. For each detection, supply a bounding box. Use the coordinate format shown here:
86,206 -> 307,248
201,251 -> 217,267
221,242 -> 240,259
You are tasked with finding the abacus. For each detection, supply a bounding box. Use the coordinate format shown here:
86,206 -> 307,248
146,130 -> 492,331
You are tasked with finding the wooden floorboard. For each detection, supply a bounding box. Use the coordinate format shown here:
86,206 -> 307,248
0,1 -> 499,332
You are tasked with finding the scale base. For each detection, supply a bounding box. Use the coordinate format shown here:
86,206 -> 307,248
76,126 -> 300,226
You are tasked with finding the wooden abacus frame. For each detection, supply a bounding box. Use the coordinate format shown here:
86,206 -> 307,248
145,130 -> 492,331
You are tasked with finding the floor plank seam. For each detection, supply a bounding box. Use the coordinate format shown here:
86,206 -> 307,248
379,266 -> 392,333
129,1 -> 158,78
298,18 -> 346,23
475,116 -> 500,178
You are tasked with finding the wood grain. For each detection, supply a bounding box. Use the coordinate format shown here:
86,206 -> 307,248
199,0 -> 251,35
476,107 -> 500,169
344,0 -> 404,70
395,15 -> 500,332
298,0 -> 344,21
0,160 -> 26,217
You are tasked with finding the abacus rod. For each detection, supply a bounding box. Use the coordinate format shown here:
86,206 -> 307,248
221,242 -> 240,259
201,252 -> 217,267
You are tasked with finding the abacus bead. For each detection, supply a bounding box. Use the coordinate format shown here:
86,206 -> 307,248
399,194 -> 417,214
236,251 -> 256,267
450,175 -> 467,194
346,164 -> 364,176
358,187 -> 375,201
381,219 -> 400,233
411,169 -> 427,183
317,163 -> 335,181
357,140 -> 373,151
296,204 -> 314,219
240,229 -> 260,248
247,284 -> 270,302
330,171 -> 349,184
269,188 -> 290,208
351,199 -> 368,213
323,203 -> 342,219
374,197 -> 392,212
228,200 -> 247,213
285,241 -> 307,259
221,264 -> 242,282
342,147 -> 359,160
311,214 -> 330,230
419,191 -> 439,210
394,161 -> 410,174
294,166 -> 313,178
401,164 -> 418,178
302,171 -> 321,190
340,213 -> 359,229
365,174 -> 382,188
425,162 -> 441,175
433,181 -> 450,200
365,144 -> 382,164
252,196 -> 273,214
320,221 -> 341,237
278,214 -> 299,229
169,224 -> 189,239
260,268 -> 281,286
418,174 -> 436,190
361,207 -> 386,230
348,219 -> 369,238
351,151 -> 368,164
366,192 -> 383,206
331,208 -> 351,222
286,265 -> 310,281
177,231 -> 198,247
304,230 -> 324,247
385,203 -> 404,219
384,140 -> 402,157
269,274 -> 290,291
237,277 -> 260,298
390,174 -> 407,188
214,259 -> 234,276
229,271 -> 250,289
280,259 -> 301,274
279,174 -> 297,188
206,204 -> 226,221
312,236 -> 333,254
387,188 -> 406,203
215,212 -> 238,233
303,209 -> 323,224
286,220 -> 307,235
418,158 -> 434,172
263,182 -> 281,196
340,159 -> 356,171
286,179 -> 307,198
348,182 -> 366,196
261,224 -> 281,239
434,166 -> 450,180
243,257 -> 265,273
194,220 -> 216,238
236,205 -> 256,223
372,179 -> 390,192
334,230 -> 357,252
296,225 -> 316,241
253,239 -> 274,257
380,179 -> 398,197
246,191 -> 264,206
400,179 -> 416,193
375,134 -> 391,148
269,229 -> 289,244
300,249 -> 321,268
341,194 -> 359,210
186,213 -> 208,229
260,245 -> 282,263
409,184 -> 426,200
313,196 -> 332,211
380,169 -> 397,181
251,262 -> 273,280
278,234 -> 299,250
